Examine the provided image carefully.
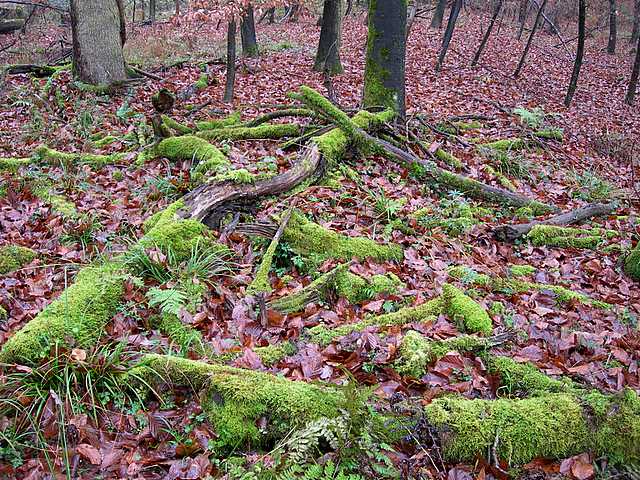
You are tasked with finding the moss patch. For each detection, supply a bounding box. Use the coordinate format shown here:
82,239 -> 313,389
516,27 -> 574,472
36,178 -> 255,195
0,157 -> 31,172
195,112 -> 241,130
0,245 -> 37,274
34,145 -> 124,169
196,124 -> 300,142
526,224 -> 618,250
625,244 -> 640,281
441,284 -> 492,335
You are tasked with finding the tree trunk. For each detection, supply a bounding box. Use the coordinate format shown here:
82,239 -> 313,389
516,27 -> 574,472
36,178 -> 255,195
175,0 -> 180,16
632,0 -> 640,45
224,19 -> 237,103
362,0 -> 407,118
514,0 -> 547,78
517,0 -> 528,39
240,4 -> 259,58
607,0 -> 616,54
314,0 -> 343,75
626,33 -> 640,105
430,0 -> 447,29
564,0 -> 585,107
70,0 -> 127,85
472,0 -> 503,67
149,0 -> 156,23
435,0 -> 462,72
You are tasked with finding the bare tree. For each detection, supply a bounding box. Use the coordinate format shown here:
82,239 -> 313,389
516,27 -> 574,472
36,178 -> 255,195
224,19 -> 237,103
431,0 -> 447,28
241,4 -> 259,58
314,0 -> 343,75
472,0 -> 503,67
626,33 -> 640,104
514,0 -> 548,78
564,0 -> 586,106
631,0 -> 640,45
607,0 -> 616,54
435,0 -> 462,72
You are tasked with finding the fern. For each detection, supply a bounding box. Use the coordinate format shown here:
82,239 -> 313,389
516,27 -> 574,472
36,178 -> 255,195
513,106 -> 545,129
146,287 -> 188,316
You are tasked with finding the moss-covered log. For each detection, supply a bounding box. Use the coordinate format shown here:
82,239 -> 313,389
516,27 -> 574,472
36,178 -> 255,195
625,243 -> 640,281
34,145 -> 125,168
526,224 -> 618,249
195,112 -> 242,131
0,245 -> 37,275
0,157 -> 31,172
196,124 -> 301,142
127,354 -> 348,450
479,129 -> 564,152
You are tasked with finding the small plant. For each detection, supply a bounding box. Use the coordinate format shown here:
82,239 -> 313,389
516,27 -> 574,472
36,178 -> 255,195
570,170 -> 615,201
61,212 -> 103,249
513,106 -> 546,129
146,287 -> 189,316
367,188 -> 406,223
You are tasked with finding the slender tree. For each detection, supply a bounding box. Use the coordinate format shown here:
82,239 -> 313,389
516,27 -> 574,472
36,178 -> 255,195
362,0 -> 407,118
564,0 -> 586,107
224,19 -> 237,103
435,0 -> 462,72
241,4 -> 259,57
517,0 -> 528,40
150,0 -> 156,23
626,33 -> 640,104
514,0 -> 548,78
607,0 -> 617,54
70,0 -> 128,85
472,0 -> 503,67
631,0 -> 640,45
430,0 -> 447,29
314,0 -> 343,75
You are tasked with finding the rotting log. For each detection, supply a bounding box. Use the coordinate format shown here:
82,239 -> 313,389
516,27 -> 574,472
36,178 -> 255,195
5,64 -> 57,77
0,19 -> 23,34
493,202 -> 617,242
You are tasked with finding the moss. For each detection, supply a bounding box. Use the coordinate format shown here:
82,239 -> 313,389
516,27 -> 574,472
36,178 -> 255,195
487,356 -> 573,396
196,124 -> 301,142
434,148 -> 463,170
92,135 -> 118,148
0,305 -> 6,320
526,224 -> 618,250
195,112 -> 241,130
308,296 -> 444,346
535,128 -> 564,141
441,284 -> 492,335
282,211 -> 402,266
425,394 -> 590,465
509,264 -> 536,277
0,245 -> 37,274
194,73 -> 209,90
127,354 -> 345,450
624,244 -> 640,281
335,271 -> 404,304
253,342 -> 296,367
161,115 -> 193,135
34,145 -> 124,169
211,168 -> 256,184
448,265 -> 492,287
481,138 -> 526,152
158,314 -> 212,357
0,262 -> 125,364
485,165 -> 517,192
0,157 -> 31,172
395,330 -> 491,378
31,183 -> 78,218
247,223 -> 282,295
489,301 -> 505,315
362,21 -> 398,113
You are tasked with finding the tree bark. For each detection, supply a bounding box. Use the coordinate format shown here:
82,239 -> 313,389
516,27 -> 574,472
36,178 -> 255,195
435,0 -> 462,72
493,203 -> 616,242
362,0 -> 407,118
564,0 -> 585,107
224,19 -> 236,103
517,0 -> 528,39
632,0 -> 640,45
70,0 -> 128,85
430,0 -> 447,29
314,0 -> 343,75
149,0 -> 156,23
514,0 -> 547,78
607,0 -> 617,54
0,19 -> 23,34
626,33 -> 640,105
472,0 -> 503,67
240,4 -> 259,58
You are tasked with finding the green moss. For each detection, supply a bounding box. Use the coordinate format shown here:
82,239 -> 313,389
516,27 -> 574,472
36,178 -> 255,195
0,305 -> 6,320
31,183 -> 78,218
196,124 -> 301,142
448,265 -> 492,286
308,296 -> 444,346
195,112 -> 241,130
335,271 -> 403,304
282,211 -> 402,267
441,284 -> 492,335
395,330 -> 491,378
247,223 -> 282,295
211,168 -> 256,184
0,245 -> 37,274
0,262 -> 125,364
487,356 -> 573,396
253,342 -> 296,367
485,165 -> 517,192
161,115 -> 193,135
194,73 -> 209,90
92,135 -> 118,148
624,244 -> 640,281
0,157 -> 31,172
158,313 -> 212,357
526,225 -> 618,249
362,24 -> 398,113
127,354 -> 345,450
535,128 -> 563,141
481,138 -> 526,152
34,145 -> 124,169
435,148 -> 463,170
508,264 -> 536,277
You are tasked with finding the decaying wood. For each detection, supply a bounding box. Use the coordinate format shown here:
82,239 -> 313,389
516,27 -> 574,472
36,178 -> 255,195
493,202 -> 616,242
5,64 -> 56,77
0,18 -> 23,34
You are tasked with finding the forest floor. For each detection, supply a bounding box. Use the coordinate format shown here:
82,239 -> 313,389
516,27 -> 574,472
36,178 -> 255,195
0,9 -> 639,480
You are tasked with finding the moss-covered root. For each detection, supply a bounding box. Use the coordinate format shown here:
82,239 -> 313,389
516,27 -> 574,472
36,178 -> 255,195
31,183 -> 78,218
0,157 -> 32,172
480,129 -> 564,152
161,115 -> 193,135
0,262 -> 125,364
441,284 -> 492,335
394,330 -> 494,378
34,145 -> 125,169
197,124 -> 301,142
152,136 -> 230,183
270,264 -> 404,313
195,112 -> 242,131
526,224 -> 619,250
283,211 -> 403,266
625,244 -> 640,281
0,245 -> 37,274
308,296 -> 444,346
425,389 -> 640,466
127,354 -> 346,449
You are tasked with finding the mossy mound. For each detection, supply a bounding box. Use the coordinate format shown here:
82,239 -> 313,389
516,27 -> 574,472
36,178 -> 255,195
0,245 -> 37,274
195,112 -> 242,131
0,157 -> 31,172
127,354 -> 346,450
154,136 -> 230,183
0,262 -> 125,364
441,284 -> 492,335
625,244 -> 640,281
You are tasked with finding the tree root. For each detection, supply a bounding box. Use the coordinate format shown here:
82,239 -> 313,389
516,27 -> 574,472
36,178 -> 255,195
196,123 -> 301,142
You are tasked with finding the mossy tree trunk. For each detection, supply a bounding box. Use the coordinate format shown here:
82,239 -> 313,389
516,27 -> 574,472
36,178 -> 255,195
430,0 -> 447,28
607,0 -> 617,54
314,0 -> 343,75
240,4 -> 259,58
362,0 -> 407,119
224,19 -> 236,103
564,0 -> 585,107
149,0 -> 156,23
70,0 -> 128,85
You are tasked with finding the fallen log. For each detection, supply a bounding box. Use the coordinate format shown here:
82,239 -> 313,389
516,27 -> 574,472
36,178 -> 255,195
493,202 -> 616,242
0,19 -> 23,34
5,64 -> 57,77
